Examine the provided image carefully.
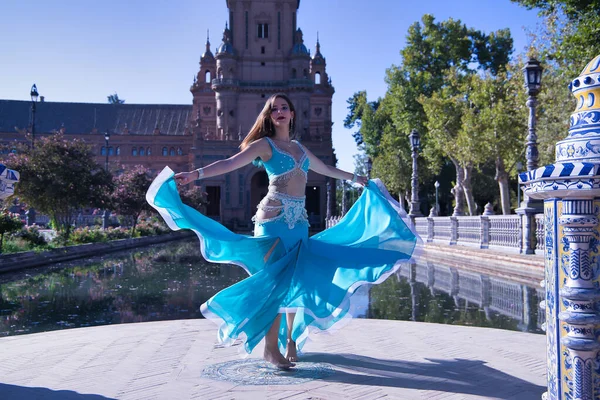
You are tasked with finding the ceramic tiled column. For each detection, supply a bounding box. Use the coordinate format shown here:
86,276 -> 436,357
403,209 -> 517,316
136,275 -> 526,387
520,55 -> 600,400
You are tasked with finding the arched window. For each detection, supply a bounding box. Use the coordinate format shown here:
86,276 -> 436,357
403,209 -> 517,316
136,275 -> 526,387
101,146 -> 106,156
291,68 -> 297,78
147,147 -> 151,156
315,72 -> 321,84
108,147 -> 114,156
177,147 -> 183,156
205,70 -> 211,83
303,69 -> 308,78
139,147 -> 145,156
132,147 -> 138,156
169,147 -> 176,156
162,147 -> 168,156
218,68 -> 223,79
116,146 -> 121,155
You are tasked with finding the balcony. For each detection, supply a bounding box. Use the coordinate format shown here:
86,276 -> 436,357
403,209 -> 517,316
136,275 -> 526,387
211,78 -> 314,91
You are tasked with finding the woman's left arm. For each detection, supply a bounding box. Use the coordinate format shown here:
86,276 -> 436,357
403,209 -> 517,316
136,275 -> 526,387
304,146 -> 368,186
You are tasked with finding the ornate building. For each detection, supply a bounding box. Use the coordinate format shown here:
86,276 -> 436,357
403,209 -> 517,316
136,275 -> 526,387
0,0 -> 336,230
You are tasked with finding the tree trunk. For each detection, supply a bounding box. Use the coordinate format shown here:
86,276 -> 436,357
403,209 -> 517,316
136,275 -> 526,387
462,163 -> 476,216
452,159 -> 465,216
495,156 -> 511,215
398,193 -> 406,213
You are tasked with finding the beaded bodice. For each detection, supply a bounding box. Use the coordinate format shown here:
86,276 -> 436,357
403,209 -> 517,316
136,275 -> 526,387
252,137 -> 311,229
262,137 -> 310,194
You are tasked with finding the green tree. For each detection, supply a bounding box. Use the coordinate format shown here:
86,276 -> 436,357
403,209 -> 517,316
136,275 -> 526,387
344,92 -> 412,198
5,134 -> 113,235
462,67 -> 528,214
0,209 -> 23,253
110,165 -> 153,236
107,93 -> 125,104
180,186 -> 208,213
512,0 -> 600,75
419,68 -> 484,215
349,15 -> 513,212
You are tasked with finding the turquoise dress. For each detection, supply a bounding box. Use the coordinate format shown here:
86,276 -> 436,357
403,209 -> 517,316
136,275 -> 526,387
146,138 -> 421,355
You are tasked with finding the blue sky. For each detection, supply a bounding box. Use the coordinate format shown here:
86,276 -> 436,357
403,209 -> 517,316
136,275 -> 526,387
0,0 -> 542,172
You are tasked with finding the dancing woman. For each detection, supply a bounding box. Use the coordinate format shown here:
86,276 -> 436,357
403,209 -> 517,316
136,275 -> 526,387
146,93 -> 421,369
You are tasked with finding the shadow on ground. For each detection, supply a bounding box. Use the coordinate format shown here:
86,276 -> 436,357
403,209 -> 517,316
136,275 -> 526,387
300,353 -> 545,399
0,384 -> 115,400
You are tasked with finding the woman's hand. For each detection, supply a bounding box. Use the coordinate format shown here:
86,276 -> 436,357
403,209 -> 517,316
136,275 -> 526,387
355,175 -> 369,187
174,171 -> 197,186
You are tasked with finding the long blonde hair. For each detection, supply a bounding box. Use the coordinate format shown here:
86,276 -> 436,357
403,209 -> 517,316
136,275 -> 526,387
240,93 -> 296,150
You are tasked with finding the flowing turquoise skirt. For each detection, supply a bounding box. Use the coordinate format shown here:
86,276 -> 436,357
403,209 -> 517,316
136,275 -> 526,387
146,167 -> 421,354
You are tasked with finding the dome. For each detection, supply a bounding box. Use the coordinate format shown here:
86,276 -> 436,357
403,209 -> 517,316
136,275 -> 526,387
312,39 -> 325,65
291,43 -> 309,56
555,54 -> 600,162
216,24 -> 235,56
290,28 -> 310,57
216,42 -> 235,55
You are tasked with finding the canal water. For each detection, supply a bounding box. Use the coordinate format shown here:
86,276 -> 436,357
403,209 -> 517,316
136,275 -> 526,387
0,238 -> 544,337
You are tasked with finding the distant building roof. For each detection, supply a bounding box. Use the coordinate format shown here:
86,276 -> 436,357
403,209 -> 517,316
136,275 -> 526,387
0,100 -> 192,136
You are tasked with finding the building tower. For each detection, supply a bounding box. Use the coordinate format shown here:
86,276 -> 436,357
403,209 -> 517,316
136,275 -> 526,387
189,0 -> 335,229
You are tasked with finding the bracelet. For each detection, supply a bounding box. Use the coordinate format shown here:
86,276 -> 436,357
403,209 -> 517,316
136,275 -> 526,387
196,168 -> 205,180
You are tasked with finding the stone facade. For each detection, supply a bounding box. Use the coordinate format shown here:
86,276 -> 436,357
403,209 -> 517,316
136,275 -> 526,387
0,0 -> 336,230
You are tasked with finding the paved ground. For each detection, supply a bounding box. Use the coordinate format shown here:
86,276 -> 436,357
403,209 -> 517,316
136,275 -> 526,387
0,319 -> 546,400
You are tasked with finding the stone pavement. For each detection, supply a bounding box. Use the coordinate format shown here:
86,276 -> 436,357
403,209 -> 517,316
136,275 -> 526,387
0,319 -> 546,400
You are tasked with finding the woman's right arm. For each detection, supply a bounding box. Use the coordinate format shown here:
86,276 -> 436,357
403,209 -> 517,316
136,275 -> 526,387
174,139 -> 270,185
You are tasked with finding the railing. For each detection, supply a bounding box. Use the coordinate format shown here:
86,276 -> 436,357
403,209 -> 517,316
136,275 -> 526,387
326,212 -> 546,255
535,214 -> 545,252
211,78 -> 314,90
488,216 -> 521,250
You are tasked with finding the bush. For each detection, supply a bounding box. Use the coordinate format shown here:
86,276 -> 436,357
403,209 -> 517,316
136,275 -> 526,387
2,237 -> 31,253
10,225 -> 47,246
104,227 -> 130,241
69,227 -> 108,244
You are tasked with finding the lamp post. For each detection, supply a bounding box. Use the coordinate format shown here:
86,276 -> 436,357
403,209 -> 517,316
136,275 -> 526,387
104,131 -> 111,171
30,84 -> 39,148
517,58 -> 544,254
408,129 -> 422,217
434,181 -> 440,215
523,58 -> 543,172
341,181 -> 347,215
102,130 -> 111,230
326,179 -> 331,219
516,161 -> 523,210
366,157 -> 373,180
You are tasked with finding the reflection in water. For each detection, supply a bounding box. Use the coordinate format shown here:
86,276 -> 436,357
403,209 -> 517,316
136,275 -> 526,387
0,239 -> 247,337
366,261 -> 544,334
0,239 -> 544,337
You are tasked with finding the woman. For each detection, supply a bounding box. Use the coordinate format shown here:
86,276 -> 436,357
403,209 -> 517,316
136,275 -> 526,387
146,93 -> 420,369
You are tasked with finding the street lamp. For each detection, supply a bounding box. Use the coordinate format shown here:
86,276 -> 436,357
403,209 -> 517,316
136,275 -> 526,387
408,129 -> 422,217
341,181 -> 347,215
434,181 -> 440,215
516,161 -> 523,209
104,130 -> 111,171
366,157 -> 373,180
103,130 -> 111,230
523,58 -> 543,172
30,84 -> 39,148
326,179 -> 331,219
517,58 -> 544,254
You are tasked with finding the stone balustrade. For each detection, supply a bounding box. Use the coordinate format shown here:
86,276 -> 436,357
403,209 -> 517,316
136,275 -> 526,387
326,214 -> 545,254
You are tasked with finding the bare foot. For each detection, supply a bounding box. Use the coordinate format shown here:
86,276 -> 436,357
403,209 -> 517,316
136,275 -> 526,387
264,346 -> 295,370
285,339 -> 298,362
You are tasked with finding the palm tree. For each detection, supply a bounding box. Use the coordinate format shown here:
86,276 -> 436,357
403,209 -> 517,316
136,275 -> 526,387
107,93 -> 125,104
